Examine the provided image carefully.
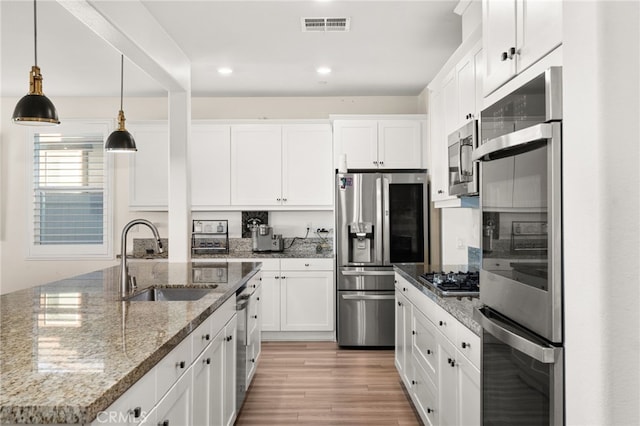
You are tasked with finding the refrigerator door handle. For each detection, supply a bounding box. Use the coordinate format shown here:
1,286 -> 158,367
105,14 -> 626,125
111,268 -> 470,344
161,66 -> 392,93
375,176 -> 384,264
340,270 -> 395,276
473,307 -> 561,364
341,294 -> 396,301
382,176 -> 390,265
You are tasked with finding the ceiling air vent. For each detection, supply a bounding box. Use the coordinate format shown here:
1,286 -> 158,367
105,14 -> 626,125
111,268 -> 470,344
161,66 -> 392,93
301,17 -> 351,32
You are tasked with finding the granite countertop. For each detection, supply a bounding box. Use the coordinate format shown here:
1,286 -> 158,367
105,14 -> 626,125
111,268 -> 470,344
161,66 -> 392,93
0,261 -> 261,424
393,263 -> 482,336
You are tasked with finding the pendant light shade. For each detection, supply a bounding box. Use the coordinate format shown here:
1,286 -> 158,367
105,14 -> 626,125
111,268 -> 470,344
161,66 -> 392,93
12,0 -> 59,126
105,55 -> 137,152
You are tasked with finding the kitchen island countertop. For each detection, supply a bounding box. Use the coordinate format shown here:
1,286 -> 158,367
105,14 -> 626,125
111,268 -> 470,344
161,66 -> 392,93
394,263 -> 482,336
0,261 -> 260,424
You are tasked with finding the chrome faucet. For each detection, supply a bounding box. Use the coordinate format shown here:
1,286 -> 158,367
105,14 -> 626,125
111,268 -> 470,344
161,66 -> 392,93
120,219 -> 164,297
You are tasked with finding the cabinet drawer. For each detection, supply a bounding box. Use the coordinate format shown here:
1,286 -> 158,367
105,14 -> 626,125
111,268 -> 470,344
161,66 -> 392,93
100,367 -> 157,425
394,273 -> 412,293
280,258 -> 333,271
257,258 -> 280,271
432,303 -> 457,344
209,296 -> 236,336
410,357 -> 438,426
456,321 -> 481,369
412,307 -> 438,386
156,334 -> 193,399
192,314 -> 214,357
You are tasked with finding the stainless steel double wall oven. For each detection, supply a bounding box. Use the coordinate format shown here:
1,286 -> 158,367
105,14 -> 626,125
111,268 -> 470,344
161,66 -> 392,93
336,171 -> 428,347
473,67 -> 564,425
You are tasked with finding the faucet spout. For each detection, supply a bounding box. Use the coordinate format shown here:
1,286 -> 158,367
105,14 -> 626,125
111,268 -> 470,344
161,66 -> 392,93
120,219 -> 163,297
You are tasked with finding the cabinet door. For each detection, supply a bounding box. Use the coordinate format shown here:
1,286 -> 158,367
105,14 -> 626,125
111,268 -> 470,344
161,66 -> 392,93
457,355 -> 481,426
410,358 -> 438,426
282,124 -> 333,206
483,0 -> 517,95
333,120 -> 378,169
429,89 -> 451,202
458,41 -> 483,124
192,344 -> 212,426
231,125 -> 282,206
191,124 -> 231,208
280,271 -> 334,331
517,0 -> 562,72
395,291 -> 409,384
437,334 -> 458,426
377,120 -> 422,169
442,69 -> 459,137
207,329 -> 225,426
481,157 -> 515,209
223,317 -> 238,426
128,122 -> 168,210
260,272 -> 280,331
154,369 -> 192,426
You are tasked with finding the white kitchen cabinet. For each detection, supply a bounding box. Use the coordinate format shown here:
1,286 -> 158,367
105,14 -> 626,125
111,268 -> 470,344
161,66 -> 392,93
151,364 -> 192,426
281,124 -> 333,206
191,124 -> 231,209
231,124 -> 333,208
456,41 -> 484,127
394,272 -> 481,426
222,316 -> 238,426
428,37 -> 482,207
128,122 -> 168,210
258,258 -> 334,335
483,0 -> 562,95
377,120 -> 422,169
231,125 -> 282,206
394,290 -> 411,385
333,118 -> 424,170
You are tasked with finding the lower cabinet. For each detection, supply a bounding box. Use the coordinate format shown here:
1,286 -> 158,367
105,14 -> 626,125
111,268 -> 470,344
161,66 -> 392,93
94,287 -> 256,426
258,258 -> 334,334
395,273 -> 480,426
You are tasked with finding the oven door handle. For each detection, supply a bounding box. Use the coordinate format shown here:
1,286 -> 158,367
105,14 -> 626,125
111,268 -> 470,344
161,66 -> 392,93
473,307 -> 561,363
472,123 -> 554,162
341,294 -> 396,301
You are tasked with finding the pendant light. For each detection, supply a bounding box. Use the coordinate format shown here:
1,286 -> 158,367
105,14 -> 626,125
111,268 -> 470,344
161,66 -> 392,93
12,0 -> 60,126
105,55 -> 137,152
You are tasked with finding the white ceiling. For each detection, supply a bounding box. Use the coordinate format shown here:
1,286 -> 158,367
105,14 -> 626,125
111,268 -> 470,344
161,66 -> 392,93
1,0 -> 462,98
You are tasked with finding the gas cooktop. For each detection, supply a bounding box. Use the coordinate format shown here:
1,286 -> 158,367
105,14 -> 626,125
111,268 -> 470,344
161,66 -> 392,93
418,270 -> 480,298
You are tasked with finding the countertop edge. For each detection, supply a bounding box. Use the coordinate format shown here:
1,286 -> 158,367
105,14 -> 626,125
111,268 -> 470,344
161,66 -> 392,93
393,265 -> 482,336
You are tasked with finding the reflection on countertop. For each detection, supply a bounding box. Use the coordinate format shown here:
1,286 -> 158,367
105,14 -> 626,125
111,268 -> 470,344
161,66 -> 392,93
0,261 -> 260,424
393,263 -> 483,336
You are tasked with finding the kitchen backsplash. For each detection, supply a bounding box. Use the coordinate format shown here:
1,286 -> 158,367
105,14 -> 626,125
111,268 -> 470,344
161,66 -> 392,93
133,237 -> 333,258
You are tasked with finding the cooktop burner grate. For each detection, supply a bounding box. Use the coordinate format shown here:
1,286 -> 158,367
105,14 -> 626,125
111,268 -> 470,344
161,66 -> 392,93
419,270 -> 479,297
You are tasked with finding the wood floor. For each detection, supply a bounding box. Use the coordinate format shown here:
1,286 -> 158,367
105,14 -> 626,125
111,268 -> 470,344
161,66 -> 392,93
235,341 -> 421,425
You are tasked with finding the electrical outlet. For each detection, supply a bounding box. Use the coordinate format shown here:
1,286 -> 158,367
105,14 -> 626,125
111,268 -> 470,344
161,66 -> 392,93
457,238 -> 464,249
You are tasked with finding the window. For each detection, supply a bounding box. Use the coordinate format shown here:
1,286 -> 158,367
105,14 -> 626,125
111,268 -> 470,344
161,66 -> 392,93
27,121 -> 112,259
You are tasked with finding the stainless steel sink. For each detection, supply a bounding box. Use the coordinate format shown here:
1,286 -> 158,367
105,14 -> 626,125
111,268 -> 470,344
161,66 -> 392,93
124,286 -> 216,302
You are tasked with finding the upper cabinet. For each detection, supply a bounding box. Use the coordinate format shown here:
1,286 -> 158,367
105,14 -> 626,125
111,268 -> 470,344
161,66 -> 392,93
428,39 -> 483,206
483,0 -> 562,96
333,117 -> 425,170
128,122 -> 168,210
231,123 -> 333,209
191,124 -> 231,209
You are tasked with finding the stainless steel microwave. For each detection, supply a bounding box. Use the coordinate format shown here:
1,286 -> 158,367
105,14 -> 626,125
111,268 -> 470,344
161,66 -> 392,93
447,120 -> 478,196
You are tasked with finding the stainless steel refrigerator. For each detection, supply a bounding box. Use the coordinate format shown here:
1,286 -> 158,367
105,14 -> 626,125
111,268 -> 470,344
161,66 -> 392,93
336,171 -> 428,347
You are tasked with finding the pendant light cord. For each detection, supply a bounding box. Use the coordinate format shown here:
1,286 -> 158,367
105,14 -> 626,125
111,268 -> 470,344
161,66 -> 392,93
120,54 -> 124,111
33,0 -> 38,67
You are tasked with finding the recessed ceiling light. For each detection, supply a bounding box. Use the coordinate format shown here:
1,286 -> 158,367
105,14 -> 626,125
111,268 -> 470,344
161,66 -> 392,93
316,67 -> 332,75
217,67 -> 233,75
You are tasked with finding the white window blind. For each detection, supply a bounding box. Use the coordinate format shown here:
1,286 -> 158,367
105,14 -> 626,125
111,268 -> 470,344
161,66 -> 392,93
28,121 -> 112,259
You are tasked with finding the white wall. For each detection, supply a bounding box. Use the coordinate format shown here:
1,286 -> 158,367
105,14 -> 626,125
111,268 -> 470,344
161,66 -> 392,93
563,1 -> 639,425
0,95 -> 419,294
440,207 -> 480,265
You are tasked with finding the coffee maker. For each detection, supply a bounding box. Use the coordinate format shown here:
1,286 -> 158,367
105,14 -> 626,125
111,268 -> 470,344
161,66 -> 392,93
251,224 -> 284,252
